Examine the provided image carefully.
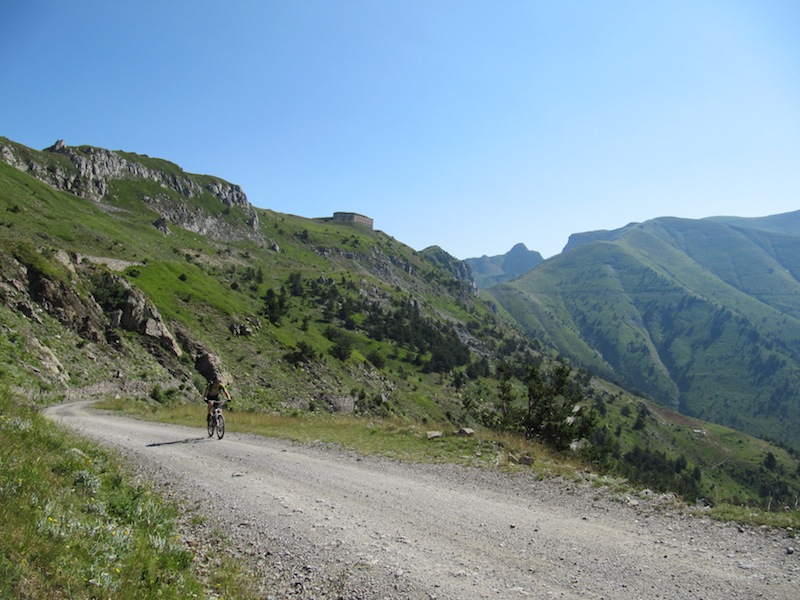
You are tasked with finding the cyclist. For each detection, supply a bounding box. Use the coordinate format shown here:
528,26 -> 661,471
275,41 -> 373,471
204,376 -> 231,423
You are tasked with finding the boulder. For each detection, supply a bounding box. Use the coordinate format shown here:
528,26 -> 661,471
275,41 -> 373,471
113,278 -> 182,357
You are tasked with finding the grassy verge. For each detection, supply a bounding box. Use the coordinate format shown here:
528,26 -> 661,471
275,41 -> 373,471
0,388 -> 259,600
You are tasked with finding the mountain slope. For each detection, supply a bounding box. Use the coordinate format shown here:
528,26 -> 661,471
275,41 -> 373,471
0,136 -> 528,422
2,136 -> 799,508
489,214 -> 800,449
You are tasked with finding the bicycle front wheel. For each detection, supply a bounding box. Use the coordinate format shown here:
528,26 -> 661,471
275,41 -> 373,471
216,414 -> 225,439
207,415 -> 215,437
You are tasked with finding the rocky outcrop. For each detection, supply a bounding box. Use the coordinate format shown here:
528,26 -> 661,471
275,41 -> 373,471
142,194 -> 259,238
29,337 -> 70,385
107,277 -> 182,358
41,139 -> 200,203
152,216 -> 171,234
0,248 -> 182,362
229,321 -> 254,337
0,138 -> 259,234
0,252 -> 109,345
174,327 -> 229,384
29,270 -> 108,344
419,245 -> 477,292
205,181 -> 250,213
0,238 -> 238,394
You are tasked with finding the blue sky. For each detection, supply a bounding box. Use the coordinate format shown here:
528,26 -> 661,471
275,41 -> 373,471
2,1 -> 799,259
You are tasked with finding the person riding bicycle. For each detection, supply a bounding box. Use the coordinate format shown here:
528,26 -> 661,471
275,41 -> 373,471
204,376 -> 231,422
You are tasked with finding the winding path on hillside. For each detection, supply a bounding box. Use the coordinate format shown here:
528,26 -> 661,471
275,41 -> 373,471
45,402 -> 797,599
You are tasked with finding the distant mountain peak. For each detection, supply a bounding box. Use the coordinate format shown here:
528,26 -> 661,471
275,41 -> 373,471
465,243 -> 543,288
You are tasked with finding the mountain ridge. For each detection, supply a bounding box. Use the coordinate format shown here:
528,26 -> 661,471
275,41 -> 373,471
488,214 -> 800,450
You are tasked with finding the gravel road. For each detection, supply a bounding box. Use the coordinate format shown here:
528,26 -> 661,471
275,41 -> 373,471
45,402 -> 798,599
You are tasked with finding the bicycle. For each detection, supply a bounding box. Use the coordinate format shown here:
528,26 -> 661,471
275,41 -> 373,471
206,399 -> 226,439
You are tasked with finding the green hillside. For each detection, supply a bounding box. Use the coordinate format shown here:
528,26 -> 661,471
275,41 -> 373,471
489,215 -> 800,451
0,136 -> 535,424
2,136 -> 799,511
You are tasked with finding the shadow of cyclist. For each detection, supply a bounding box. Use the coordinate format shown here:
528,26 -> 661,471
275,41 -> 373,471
146,437 -> 208,448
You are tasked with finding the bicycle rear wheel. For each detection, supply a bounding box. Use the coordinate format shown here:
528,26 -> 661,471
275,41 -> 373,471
216,413 -> 225,439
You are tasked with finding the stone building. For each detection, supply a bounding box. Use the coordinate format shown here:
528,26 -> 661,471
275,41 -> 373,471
332,212 -> 374,229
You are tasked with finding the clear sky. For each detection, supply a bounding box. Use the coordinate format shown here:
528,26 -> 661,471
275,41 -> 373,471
2,1 -> 799,259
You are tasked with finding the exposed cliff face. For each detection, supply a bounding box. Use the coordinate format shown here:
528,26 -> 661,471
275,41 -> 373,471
0,251 -> 108,345
0,138 -> 259,235
0,248 -> 188,386
107,275 -> 183,358
141,192 -> 258,238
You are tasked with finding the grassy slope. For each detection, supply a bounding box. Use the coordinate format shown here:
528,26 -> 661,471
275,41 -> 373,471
6,148 -> 548,442
491,218 -> 800,450
0,388 -> 261,599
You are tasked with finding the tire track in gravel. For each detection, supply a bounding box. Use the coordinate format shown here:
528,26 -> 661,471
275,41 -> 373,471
45,402 -> 798,599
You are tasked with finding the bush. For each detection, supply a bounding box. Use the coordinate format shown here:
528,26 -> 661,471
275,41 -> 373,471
367,350 -> 385,369
285,341 -> 317,365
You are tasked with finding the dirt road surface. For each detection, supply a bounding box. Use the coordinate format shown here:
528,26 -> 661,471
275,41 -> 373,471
45,402 -> 798,599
